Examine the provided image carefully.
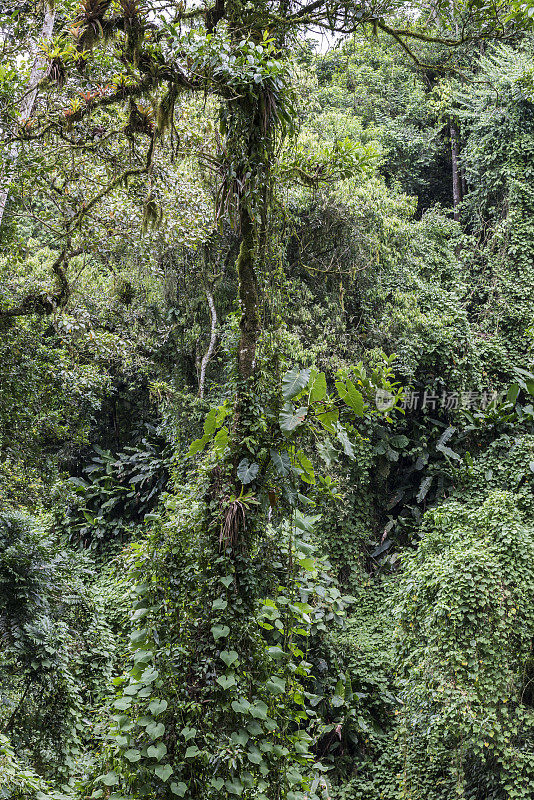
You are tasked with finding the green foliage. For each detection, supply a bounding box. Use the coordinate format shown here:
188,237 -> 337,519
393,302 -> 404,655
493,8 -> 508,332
0,732 -> 49,800
0,510 -> 115,784
2,6 -> 534,799
395,491 -> 534,799
313,34 -> 451,211
458,43 -> 534,368
93,506 -> 343,800
63,433 -> 171,549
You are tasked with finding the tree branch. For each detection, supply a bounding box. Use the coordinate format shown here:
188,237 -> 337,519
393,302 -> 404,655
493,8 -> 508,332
0,246 -> 83,320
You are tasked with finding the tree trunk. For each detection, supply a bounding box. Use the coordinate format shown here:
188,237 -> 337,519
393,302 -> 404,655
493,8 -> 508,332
198,287 -> 217,398
0,3 -> 56,230
450,119 -> 462,223
236,208 -> 260,380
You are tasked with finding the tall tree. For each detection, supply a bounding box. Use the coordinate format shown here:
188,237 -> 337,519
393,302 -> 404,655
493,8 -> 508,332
0,1 -> 55,228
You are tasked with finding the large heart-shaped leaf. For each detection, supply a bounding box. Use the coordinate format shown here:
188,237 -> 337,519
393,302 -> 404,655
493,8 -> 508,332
247,748 -> 263,765
187,433 -> 210,457
296,451 -> 315,485
154,764 -> 173,782
231,698 -> 251,714
170,782 -> 187,797
317,437 -> 337,467
148,698 -> 168,716
237,458 -> 259,484
270,449 -> 291,476
220,650 -> 239,667
267,646 -> 285,659
226,779 -> 244,796
147,742 -> 167,761
211,624 -> 230,641
279,403 -> 307,432
146,721 -> 165,739
316,409 -> 338,433
282,367 -> 311,400
203,408 -> 218,436
113,697 -> 132,711
250,701 -> 268,720
213,426 -> 229,456
217,674 -> 237,690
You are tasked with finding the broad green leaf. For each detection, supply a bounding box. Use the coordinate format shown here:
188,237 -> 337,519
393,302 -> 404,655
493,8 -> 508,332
282,367 -> 311,400
309,371 -> 327,403
187,433 -> 210,457
147,742 -> 167,760
140,667 -> 158,683
293,511 -> 321,532
220,650 -> 239,667
213,426 -> 229,456
217,674 -> 237,689
390,434 -> 409,449
344,380 -> 364,416
212,597 -> 228,610
100,773 -> 119,786
266,676 -> 286,695
124,749 -> 141,762
247,721 -> 263,735
317,437 -> 337,467
231,698 -> 251,714
316,409 -> 338,433
203,408 -> 218,436
231,730 -> 249,745
416,476 -> 433,503
145,721 -> 165,738
247,749 -> 263,764
113,697 -> 132,710
296,450 -> 315,485
237,458 -> 259,484
226,779 -> 244,796
507,383 -> 520,403
154,764 -> 173,782
335,379 -> 347,400
267,646 -> 285,659
184,745 -> 201,758
280,403 -> 307,432
270,449 -> 291,476
336,424 -> 355,459
148,699 -> 168,716
250,701 -> 268,720
211,624 -> 230,641
439,445 -> 461,462
170,783 -> 187,797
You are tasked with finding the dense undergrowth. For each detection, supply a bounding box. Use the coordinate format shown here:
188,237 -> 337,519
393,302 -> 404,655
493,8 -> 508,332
1,7 -> 534,800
